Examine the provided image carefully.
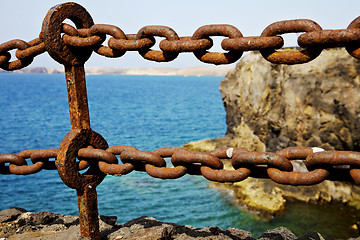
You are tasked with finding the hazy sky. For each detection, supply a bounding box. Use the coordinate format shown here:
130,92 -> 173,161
1,0 -> 359,69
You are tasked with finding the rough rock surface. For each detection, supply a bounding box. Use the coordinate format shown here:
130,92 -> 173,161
206,159 -> 360,217
0,208 -> 326,240
223,48 -> 360,151
186,48 -> 360,152
184,48 -> 360,216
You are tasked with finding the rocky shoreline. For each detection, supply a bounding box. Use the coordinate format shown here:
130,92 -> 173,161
183,48 -> 360,217
3,48 -> 360,239
0,208 -> 328,240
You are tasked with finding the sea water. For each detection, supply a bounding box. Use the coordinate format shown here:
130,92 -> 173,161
0,73 -> 359,239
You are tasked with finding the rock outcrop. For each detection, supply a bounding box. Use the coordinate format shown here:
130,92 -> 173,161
0,208 -> 326,240
221,48 -> 360,152
184,48 -> 360,216
187,48 -> 360,152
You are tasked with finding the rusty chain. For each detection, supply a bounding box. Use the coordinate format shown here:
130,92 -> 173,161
1,146 -> 359,186
2,3 -> 360,239
1,17 -> 360,69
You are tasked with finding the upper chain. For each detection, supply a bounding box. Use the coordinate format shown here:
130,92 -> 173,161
1,17 -> 360,70
1,146 -> 359,186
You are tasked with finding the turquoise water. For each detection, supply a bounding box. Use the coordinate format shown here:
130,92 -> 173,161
0,74 -> 359,239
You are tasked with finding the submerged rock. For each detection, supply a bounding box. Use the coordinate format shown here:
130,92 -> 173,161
184,48 -> 360,216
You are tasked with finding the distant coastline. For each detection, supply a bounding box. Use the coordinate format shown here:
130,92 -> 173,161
0,66 -> 233,76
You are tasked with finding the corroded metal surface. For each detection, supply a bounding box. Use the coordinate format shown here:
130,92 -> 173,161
41,2 -> 94,66
1,2 -> 360,239
1,6 -> 360,68
0,40 -> 33,70
136,25 -> 180,62
3,144 -> 360,185
192,24 -> 243,64
3,146 -> 360,184
57,129 -> 108,240
64,65 -> 91,130
260,19 -> 323,64
346,16 -> 360,59
42,3 -> 105,239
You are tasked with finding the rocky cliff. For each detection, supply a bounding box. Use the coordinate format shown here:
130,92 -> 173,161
187,48 -> 360,152
184,48 -> 360,217
221,48 -> 360,152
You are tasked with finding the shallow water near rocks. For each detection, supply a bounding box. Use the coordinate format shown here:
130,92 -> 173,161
0,74 -> 359,239
272,200 -> 360,239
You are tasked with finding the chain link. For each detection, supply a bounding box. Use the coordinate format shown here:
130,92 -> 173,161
0,40 -> 33,70
1,14 -> 360,185
3,6 -> 359,239
0,148 -> 89,175
260,19 -> 323,64
1,146 -> 359,185
1,17 -> 360,70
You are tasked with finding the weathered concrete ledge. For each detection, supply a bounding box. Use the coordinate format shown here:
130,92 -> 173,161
0,208 -> 327,240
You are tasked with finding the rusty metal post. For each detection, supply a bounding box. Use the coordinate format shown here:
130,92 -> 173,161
64,65 -> 91,130
56,129 -> 107,240
42,3 -> 106,239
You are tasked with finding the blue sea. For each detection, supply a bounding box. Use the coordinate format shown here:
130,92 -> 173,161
0,73 -> 359,239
